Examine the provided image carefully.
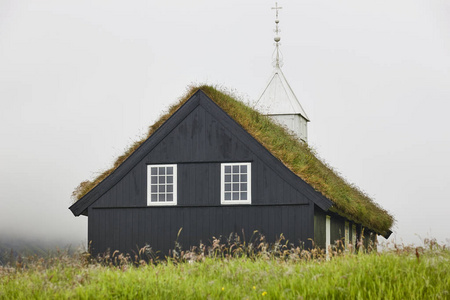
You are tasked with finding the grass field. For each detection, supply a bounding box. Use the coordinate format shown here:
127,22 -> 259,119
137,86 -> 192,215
1,239 -> 449,299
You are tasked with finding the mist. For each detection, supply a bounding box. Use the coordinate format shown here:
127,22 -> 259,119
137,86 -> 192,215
1,0 -> 449,248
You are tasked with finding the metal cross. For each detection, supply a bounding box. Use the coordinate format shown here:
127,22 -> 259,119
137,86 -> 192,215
272,2 -> 282,19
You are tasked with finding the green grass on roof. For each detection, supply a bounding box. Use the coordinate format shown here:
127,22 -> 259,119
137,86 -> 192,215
73,85 -> 394,235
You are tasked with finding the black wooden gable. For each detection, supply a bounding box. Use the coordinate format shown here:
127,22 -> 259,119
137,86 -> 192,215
69,90 -> 333,216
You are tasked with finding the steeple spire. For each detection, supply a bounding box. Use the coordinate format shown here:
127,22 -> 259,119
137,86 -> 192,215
255,2 -> 310,143
272,2 -> 283,68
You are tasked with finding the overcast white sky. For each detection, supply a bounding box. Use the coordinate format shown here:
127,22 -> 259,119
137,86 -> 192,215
1,0 -> 449,247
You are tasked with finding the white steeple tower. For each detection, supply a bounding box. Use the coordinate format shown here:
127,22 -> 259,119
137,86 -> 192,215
254,3 -> 309,143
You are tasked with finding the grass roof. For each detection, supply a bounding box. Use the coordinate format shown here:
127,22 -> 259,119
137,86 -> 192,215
73,85 -> 394,235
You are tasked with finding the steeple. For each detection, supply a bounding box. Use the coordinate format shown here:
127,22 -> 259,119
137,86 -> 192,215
254,2 -> 309,143
272,2 -> 282,68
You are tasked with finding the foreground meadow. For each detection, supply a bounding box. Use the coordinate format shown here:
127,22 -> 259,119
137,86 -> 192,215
1,239 -> 449,299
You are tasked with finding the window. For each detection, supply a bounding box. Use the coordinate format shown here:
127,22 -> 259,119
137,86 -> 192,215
147,164 -> 177,206
221,162 -> 251,204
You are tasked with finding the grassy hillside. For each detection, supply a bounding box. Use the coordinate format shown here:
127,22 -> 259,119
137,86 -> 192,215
1,240 -> 448,299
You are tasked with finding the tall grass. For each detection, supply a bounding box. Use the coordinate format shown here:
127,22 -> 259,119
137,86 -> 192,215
1,238 -> 448,299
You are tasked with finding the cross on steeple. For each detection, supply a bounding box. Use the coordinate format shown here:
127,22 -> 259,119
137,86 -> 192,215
255,2 -> 310,143
272,2 -> 282,19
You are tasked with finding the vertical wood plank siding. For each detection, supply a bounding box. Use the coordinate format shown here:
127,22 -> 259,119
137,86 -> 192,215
89,205 -> 313,256
92,103 -> 313,208
330,214 -> 345,247
73,91 -> 337,255
313,206 -> 327,249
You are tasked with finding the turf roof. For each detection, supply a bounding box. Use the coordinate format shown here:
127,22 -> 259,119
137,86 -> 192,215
73,85 -> 394,236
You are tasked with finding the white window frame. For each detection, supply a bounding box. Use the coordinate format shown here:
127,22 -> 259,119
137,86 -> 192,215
326,215 -> 331,257
220,162 -> 251,205
147,164 -> 177,206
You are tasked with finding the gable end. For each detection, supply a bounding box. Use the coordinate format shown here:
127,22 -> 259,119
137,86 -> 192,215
70,90 -> 333,216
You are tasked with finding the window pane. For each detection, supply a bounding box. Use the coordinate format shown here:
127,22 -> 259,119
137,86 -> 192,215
225,175 -> 231,182
148,165 -> 177,205
222,163 -> 250,204
151,167 -> 157,175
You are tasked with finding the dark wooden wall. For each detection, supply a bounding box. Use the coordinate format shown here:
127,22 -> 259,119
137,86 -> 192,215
313,206 -> 326,249
92,104 -> 312,209
314,207 -> 375,251
83,94 -> 327,255
88,204 -> 314,256
313,207 -> 347,249
361,227 -> 377,250
330,214 -> 345,247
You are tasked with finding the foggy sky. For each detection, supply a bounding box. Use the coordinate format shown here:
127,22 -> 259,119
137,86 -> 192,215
1,0 -> 449,246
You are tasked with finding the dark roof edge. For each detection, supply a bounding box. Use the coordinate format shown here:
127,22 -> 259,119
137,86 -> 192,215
383,230 -> 393,239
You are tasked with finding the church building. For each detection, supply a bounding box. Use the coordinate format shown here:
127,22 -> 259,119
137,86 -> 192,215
254,3 -> 309,143
69,4 -> 393,257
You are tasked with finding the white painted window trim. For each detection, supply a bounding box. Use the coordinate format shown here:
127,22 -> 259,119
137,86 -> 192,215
147,164 -> 177,206
220,162 -> 251,205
